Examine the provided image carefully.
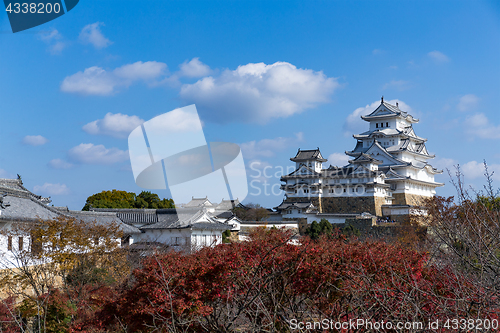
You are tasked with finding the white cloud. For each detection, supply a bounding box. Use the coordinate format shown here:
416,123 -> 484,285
22,135 -> 48,146
114,61 -> 168,81
465,113 -> 500,139
61,61 -> 167,95
428,50 -> 449,63
179,58 -> 212,77
38,29 -> 65,55
382,80 -> 411,91
61,66 -> 116,95
461,161 -> 500,181
180,61 -> 340,124
83,113 -> 144,138
458,94 -> 479,112
68,143 -> 128,164
48,159 -> 74,170
328,153 -> 349,167
33,183 -> 70,196
343,99 -> 412,137
79,22 -> 112,49
241,132 -> 304,159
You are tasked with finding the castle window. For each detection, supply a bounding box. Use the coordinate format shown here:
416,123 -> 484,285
381,123 -> 384,128
7,236 -> 12,251
18,237 -> 23,251
386,122 -> 389,127
376,123 -> 378,128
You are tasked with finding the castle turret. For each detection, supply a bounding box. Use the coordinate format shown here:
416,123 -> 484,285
290,148 -> 326,173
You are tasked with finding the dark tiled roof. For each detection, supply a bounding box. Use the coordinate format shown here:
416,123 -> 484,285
117,212 -> 158,224
275,201 -> 315,210
350,153 -> 382,164
68,211 -> 142,234
362,101 -> 418,122
0,178 -> 52,204
0,178 -> 140,235
291,149 -> 327,162
0,195 -> 61,220
216,211 -> 233,219
346,141 -> 367,155
139,208 -> 227,230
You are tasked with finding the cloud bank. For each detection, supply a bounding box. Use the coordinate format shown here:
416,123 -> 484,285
61,61 -> 167,95
180,61 -> 339,124
68,143 -> 128,164
22,135 -> 48,146
83,113 -> 145,138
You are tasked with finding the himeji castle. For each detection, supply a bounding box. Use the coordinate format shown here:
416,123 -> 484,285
279,97 -> 443,220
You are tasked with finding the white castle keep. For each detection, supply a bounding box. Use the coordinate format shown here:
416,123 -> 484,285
279,98 -> 443,218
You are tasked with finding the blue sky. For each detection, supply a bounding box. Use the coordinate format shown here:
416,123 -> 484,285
0,0 -> 499,209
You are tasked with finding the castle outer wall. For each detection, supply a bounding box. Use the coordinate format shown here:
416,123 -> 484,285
286,194 -> 430,217
285,196 -> 385,216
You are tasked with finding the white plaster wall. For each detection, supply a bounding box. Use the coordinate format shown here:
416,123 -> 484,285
134,229 -> 192,247
239,222 -> 297,229
191,230 -> 222,247
306,215 -> 346,224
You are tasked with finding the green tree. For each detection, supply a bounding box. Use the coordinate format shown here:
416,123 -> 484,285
342,224 -> 360,238
135,191 -> 174,209
82,190 -> 136,211
305,219 -> 333,240
222,230 -> 232,243
82,190 -> 174,210
232,203 -> 269,221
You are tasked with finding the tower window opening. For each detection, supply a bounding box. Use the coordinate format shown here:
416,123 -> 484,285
386,122 -> 389,127
376,123 -> 378,128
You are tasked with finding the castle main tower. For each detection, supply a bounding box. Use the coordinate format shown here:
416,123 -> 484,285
279,98 -> 443,217
346,97 -> 443,206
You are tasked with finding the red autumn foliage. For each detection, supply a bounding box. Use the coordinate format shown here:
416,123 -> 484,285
0,296 -> 21,333
74,228 -> 498,332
